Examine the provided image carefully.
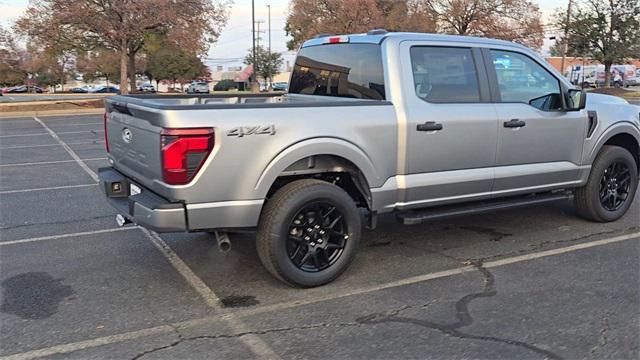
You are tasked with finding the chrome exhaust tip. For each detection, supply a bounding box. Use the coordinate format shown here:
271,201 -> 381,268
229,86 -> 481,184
214,231 -> 231,253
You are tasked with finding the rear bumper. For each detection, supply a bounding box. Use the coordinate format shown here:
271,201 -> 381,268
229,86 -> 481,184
98,167 -> 187,232
98,167 -> 265,232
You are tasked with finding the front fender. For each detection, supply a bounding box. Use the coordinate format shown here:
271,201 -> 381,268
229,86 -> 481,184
254,137 -> 380,197
586,122 -> 640,164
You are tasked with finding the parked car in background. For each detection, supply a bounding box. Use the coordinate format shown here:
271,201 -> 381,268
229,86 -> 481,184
186,81 -> 210,94
272,82 -> 288,91
569,64 -> 638,88
137,83 -> 156,93
6,85 -> 44,93
71,86 -> 90,93
213,79 -> 237,91
92,86 -> 119,93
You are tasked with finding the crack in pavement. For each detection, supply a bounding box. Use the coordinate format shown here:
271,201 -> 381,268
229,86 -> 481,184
590,312 -> 611,355
130,262 -> 561,360
355,261 -> 562,360
430,226 -> 639,265
129,227 -> 639,359
130,322 -> 363,359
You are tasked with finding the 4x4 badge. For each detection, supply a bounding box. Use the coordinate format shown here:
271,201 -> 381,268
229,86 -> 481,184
226,125 -> 276,137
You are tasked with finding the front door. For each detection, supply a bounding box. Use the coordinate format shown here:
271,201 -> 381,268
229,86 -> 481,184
400,43 -> 499,208
486,49 -> 587,194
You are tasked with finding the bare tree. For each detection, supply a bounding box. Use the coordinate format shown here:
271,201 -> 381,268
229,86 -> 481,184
16,0 -> 229,94
421,0 -> 544,49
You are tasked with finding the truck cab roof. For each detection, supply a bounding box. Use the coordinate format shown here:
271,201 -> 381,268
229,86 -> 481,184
301,31 -> 529,51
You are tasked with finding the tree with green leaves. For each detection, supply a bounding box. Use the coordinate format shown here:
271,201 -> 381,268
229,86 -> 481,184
244,46 -> 284,89
146,42 -> 208,91
556,0 -> 640,87
76,50 -> 121,87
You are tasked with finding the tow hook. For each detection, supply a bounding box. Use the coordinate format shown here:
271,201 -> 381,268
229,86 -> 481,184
214,231 -> 231,253
115,214 -> 132,227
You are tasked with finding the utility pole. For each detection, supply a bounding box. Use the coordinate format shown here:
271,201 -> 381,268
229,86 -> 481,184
251,0 -> 256,91
255,20 -> 265,49
560,0 -> 573,77
267,4 -> 271,53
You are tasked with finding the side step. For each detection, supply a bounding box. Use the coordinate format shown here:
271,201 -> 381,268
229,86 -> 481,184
397,192 -> 573,225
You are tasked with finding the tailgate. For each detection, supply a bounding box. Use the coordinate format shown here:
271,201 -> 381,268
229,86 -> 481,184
105,108 -> 163,189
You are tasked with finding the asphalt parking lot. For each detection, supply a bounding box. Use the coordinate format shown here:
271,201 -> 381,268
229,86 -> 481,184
0,113 -> 639,360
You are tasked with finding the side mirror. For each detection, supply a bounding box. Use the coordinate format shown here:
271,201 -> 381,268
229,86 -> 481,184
566,89 -> 587,111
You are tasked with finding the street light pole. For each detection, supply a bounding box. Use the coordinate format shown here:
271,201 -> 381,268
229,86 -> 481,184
267,4 -> 271,53
251,0 -> 256,90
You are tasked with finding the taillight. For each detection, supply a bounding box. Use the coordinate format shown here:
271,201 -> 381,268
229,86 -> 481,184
161,128 -> 215,185
103,112 -> 109,153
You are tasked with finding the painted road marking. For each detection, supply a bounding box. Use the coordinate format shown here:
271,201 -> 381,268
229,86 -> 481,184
0,183 -> 98,195
33,116 -> 99,182
140,228 -> 282,359
0,158 -> 106,168
0,227 -> 138,246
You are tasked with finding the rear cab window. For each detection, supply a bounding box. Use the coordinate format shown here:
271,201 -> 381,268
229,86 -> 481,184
289,43 -> 386,100
409,47 -> 481,103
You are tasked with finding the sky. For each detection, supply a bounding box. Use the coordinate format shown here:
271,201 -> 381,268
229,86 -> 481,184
0,0 -> 568,67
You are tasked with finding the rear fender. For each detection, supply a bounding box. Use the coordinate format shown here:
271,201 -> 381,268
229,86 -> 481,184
254,138 -> 379,197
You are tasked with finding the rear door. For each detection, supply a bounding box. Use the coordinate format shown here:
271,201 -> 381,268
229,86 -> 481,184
485,49 -> 586,194
400,42 -> 499,208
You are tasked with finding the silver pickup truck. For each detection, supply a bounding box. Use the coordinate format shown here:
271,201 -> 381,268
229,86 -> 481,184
100,32 -> 640,287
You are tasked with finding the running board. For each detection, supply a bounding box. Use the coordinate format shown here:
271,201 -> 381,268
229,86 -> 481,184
397,192 -> 573,225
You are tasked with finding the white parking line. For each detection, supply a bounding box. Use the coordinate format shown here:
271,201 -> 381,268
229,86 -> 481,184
49,122 -> 102,126
0,133 -> 49,138
0,227 -> 138,246
0,183 -> 98,195
0,130 -> 104,138
3,231 -> 637,360
33,116 -> 99,182
1,141 -> 101,150
0,113 -> 102,120
0,158 -> 106,168
140,228 -> 282,359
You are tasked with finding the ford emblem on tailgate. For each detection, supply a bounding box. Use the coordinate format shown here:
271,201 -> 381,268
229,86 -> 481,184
122,128 -> 132,143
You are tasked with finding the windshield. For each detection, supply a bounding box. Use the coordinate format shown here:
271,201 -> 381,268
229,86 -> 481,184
289,43 -> 385,100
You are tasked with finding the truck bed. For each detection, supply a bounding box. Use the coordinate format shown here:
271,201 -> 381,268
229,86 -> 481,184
109,93 -> 390,111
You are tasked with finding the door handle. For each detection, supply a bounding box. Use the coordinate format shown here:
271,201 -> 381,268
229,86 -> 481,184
417,122 -> 443,132
503,119 -> 526,128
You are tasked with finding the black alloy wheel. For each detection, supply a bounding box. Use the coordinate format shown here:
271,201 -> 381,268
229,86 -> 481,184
286,202 -> 349,272
599,161 -> 632,212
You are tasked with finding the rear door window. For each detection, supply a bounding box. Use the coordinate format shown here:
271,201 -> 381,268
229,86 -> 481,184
410,47 -> 481,103
289,43 -> 385,100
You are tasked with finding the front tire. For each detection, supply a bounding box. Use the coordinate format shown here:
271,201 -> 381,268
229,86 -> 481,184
575,145 -> 638,222
256,179 -> 361,287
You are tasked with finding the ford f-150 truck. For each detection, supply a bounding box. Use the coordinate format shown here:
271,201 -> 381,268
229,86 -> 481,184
99,31 -> 640,287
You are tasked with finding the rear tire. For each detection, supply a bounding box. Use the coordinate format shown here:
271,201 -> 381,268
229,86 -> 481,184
256,179 -> 361,287
575,145 -> 638,222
